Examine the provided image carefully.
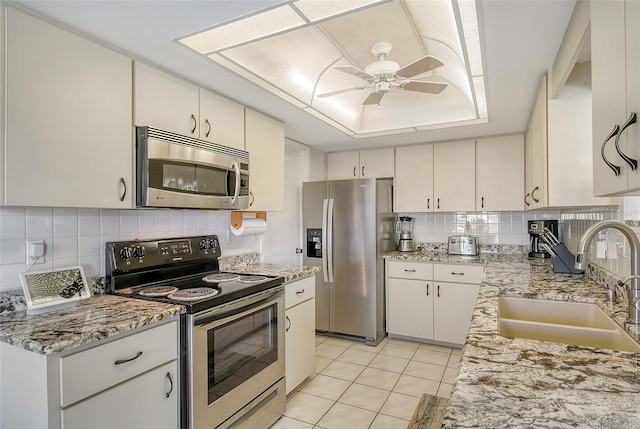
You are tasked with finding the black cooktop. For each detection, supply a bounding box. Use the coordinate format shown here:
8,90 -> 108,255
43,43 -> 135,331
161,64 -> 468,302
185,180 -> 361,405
105,235 -> 284,314
117,271 -> 284,313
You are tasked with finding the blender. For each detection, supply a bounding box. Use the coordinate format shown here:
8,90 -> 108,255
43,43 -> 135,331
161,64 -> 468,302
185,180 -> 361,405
395,216 -> 415,252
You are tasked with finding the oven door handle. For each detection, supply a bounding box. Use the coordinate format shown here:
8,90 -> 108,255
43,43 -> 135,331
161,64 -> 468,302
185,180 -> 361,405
193,287 -> 283,327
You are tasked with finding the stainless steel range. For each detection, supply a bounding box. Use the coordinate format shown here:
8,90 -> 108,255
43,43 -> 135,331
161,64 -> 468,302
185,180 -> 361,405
105,235 -> 285,429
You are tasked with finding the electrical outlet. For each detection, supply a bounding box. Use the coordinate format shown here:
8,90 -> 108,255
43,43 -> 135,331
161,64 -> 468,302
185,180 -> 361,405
26,240 -> 46,264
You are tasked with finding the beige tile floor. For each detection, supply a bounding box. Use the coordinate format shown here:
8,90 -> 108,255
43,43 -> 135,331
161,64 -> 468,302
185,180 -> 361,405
272,335 -> 461,429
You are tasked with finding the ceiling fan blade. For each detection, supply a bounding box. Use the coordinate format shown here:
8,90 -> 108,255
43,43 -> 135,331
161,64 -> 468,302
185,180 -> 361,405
363,92 -> 385,105
317,85 -> 369,98
334,66 -> 378,80
396,55 -> 444,79
400,80 -> 448,94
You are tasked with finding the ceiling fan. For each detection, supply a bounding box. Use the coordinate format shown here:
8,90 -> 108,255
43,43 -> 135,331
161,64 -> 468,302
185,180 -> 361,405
317,42 -> 448,106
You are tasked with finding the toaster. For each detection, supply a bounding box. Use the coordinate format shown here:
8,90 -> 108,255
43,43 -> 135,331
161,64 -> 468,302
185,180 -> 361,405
448,235 -> 479,256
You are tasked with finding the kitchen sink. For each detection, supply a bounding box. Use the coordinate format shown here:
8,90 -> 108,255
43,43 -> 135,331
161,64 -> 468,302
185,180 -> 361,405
498,297 -> 640,353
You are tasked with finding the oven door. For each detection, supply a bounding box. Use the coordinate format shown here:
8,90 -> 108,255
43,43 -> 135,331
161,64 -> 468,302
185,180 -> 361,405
188,287 -> 285,429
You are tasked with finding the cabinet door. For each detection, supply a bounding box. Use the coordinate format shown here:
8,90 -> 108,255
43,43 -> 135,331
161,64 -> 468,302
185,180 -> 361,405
327,151 -> 360,179
625,0 -> 640,191
526,77 -> 547,209
5,8 -> 133,208
61,361 -> 178,429
433,282 -> 480,345
360,148 -> 394,178
245,109 -> 285,211
133,62 -> 200,136
394,144 -> 434,212
476,136 -> 524,211
387,278 -> 434,340
591,1 -> 629,196
285,299 -> 316,394
199,89 -> 245,150
433,140 -> 475,211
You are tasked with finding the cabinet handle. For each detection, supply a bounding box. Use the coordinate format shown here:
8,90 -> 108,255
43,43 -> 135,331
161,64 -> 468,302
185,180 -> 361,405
353,167 -> 357,177
437,198 -> 440,210
615,112 -> 638,171
524,193 -> 530,207
295,289 -> 305,295
481,196 -> 484,209
119,178 -> 127,202
426,284 -> 429,296
205,119 -> 212,138
165,372 -> 173,398
451,272 -> 465,276
285,315 -> 291,332
114,351 -> 143,365
427,198 -> 430,210
362,166 -> 365,176
249,191 -> 254,207
437,284 -> 440,297
404,269 -> 416,272
531,186 -> 540,203
601,124 -> 622,176
190,114 -> 197,134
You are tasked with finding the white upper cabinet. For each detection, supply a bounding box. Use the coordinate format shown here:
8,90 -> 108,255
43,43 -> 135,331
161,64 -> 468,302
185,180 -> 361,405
394,144 -> 434,212
5,7 -> 133,208
591,0 -> 640,196
327,148 -> 394,180
525,72 -> 617,209
134,62 -> 200,137
524,76 -> 547,210
476,136 -> 524,211
134,62 -> 245,149
199,88 -> 245,150
245,109 -> 285,211
433,140 -> 476,212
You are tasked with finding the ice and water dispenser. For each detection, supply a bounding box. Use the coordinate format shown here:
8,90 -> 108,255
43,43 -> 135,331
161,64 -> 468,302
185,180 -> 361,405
306,229 -> 322,258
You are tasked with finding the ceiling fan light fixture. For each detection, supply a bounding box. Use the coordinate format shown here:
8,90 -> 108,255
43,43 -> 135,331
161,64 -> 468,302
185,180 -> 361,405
374,81 -> 390,94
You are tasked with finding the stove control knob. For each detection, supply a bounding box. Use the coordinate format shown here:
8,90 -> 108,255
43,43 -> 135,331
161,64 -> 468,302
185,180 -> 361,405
120,247 -> 132,261
199,239 -> 210,251
133,246 -> 145,258
210,239 -> 218,250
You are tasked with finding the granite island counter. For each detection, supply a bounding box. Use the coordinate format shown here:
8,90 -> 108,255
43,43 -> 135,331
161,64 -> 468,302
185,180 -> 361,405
385,251 -> 640,428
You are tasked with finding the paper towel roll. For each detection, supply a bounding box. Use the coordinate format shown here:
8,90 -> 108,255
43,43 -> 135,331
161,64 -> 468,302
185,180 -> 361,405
230,218 -> 267,236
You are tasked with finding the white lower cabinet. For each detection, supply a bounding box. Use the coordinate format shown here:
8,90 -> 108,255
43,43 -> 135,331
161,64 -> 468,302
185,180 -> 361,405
61,360 -> 177,429
0,319 -> 179,429
284,276 -> 315,394
386,260 -> 483,346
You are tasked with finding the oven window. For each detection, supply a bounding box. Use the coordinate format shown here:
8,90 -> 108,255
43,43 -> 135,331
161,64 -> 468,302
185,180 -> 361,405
206,303 -> 278,404
148,160 -> 231,196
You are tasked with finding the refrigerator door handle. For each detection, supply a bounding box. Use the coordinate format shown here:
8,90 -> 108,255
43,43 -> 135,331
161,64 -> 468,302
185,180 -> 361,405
327,198 -> 335,282
322,199 -> 329,283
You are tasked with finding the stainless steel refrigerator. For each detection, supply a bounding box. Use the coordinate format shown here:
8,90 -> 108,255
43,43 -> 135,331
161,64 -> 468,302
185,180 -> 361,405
302,178 -> 394,345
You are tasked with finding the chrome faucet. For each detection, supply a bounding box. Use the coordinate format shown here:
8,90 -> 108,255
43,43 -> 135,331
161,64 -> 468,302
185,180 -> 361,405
575,220 -> 640,324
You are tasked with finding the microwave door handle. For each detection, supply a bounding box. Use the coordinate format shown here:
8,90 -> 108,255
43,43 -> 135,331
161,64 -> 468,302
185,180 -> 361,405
230,161 -> 241,206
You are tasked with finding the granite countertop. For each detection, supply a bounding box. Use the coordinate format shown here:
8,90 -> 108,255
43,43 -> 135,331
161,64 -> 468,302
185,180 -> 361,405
0,294 -> 184,355
422,254 -> 640,428
226,263 -> 320,283
0,261 -> 316,356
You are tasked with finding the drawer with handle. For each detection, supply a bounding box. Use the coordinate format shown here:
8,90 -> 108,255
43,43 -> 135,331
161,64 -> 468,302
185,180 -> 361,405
433,263 -> 484,284
59,320 -> 178,408
284,276 -> 315,309
387,261 -> 433,280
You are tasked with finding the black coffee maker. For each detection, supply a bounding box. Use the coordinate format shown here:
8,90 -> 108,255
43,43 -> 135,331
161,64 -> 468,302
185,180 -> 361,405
528,220 -> 558,258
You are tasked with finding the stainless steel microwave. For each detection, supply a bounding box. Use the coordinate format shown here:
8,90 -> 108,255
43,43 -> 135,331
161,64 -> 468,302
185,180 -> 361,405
136,126 -> 250,210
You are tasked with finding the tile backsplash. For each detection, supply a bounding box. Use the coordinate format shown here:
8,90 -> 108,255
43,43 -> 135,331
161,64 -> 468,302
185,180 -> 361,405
0,207 -> 260,291
0,203 -> 635,292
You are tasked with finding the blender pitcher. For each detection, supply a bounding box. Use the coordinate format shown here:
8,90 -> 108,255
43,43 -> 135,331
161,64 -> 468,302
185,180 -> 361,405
395,216 -> 415,251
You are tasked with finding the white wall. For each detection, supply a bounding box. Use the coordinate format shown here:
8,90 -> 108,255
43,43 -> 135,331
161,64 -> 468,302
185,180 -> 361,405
0,208 -> 260,291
